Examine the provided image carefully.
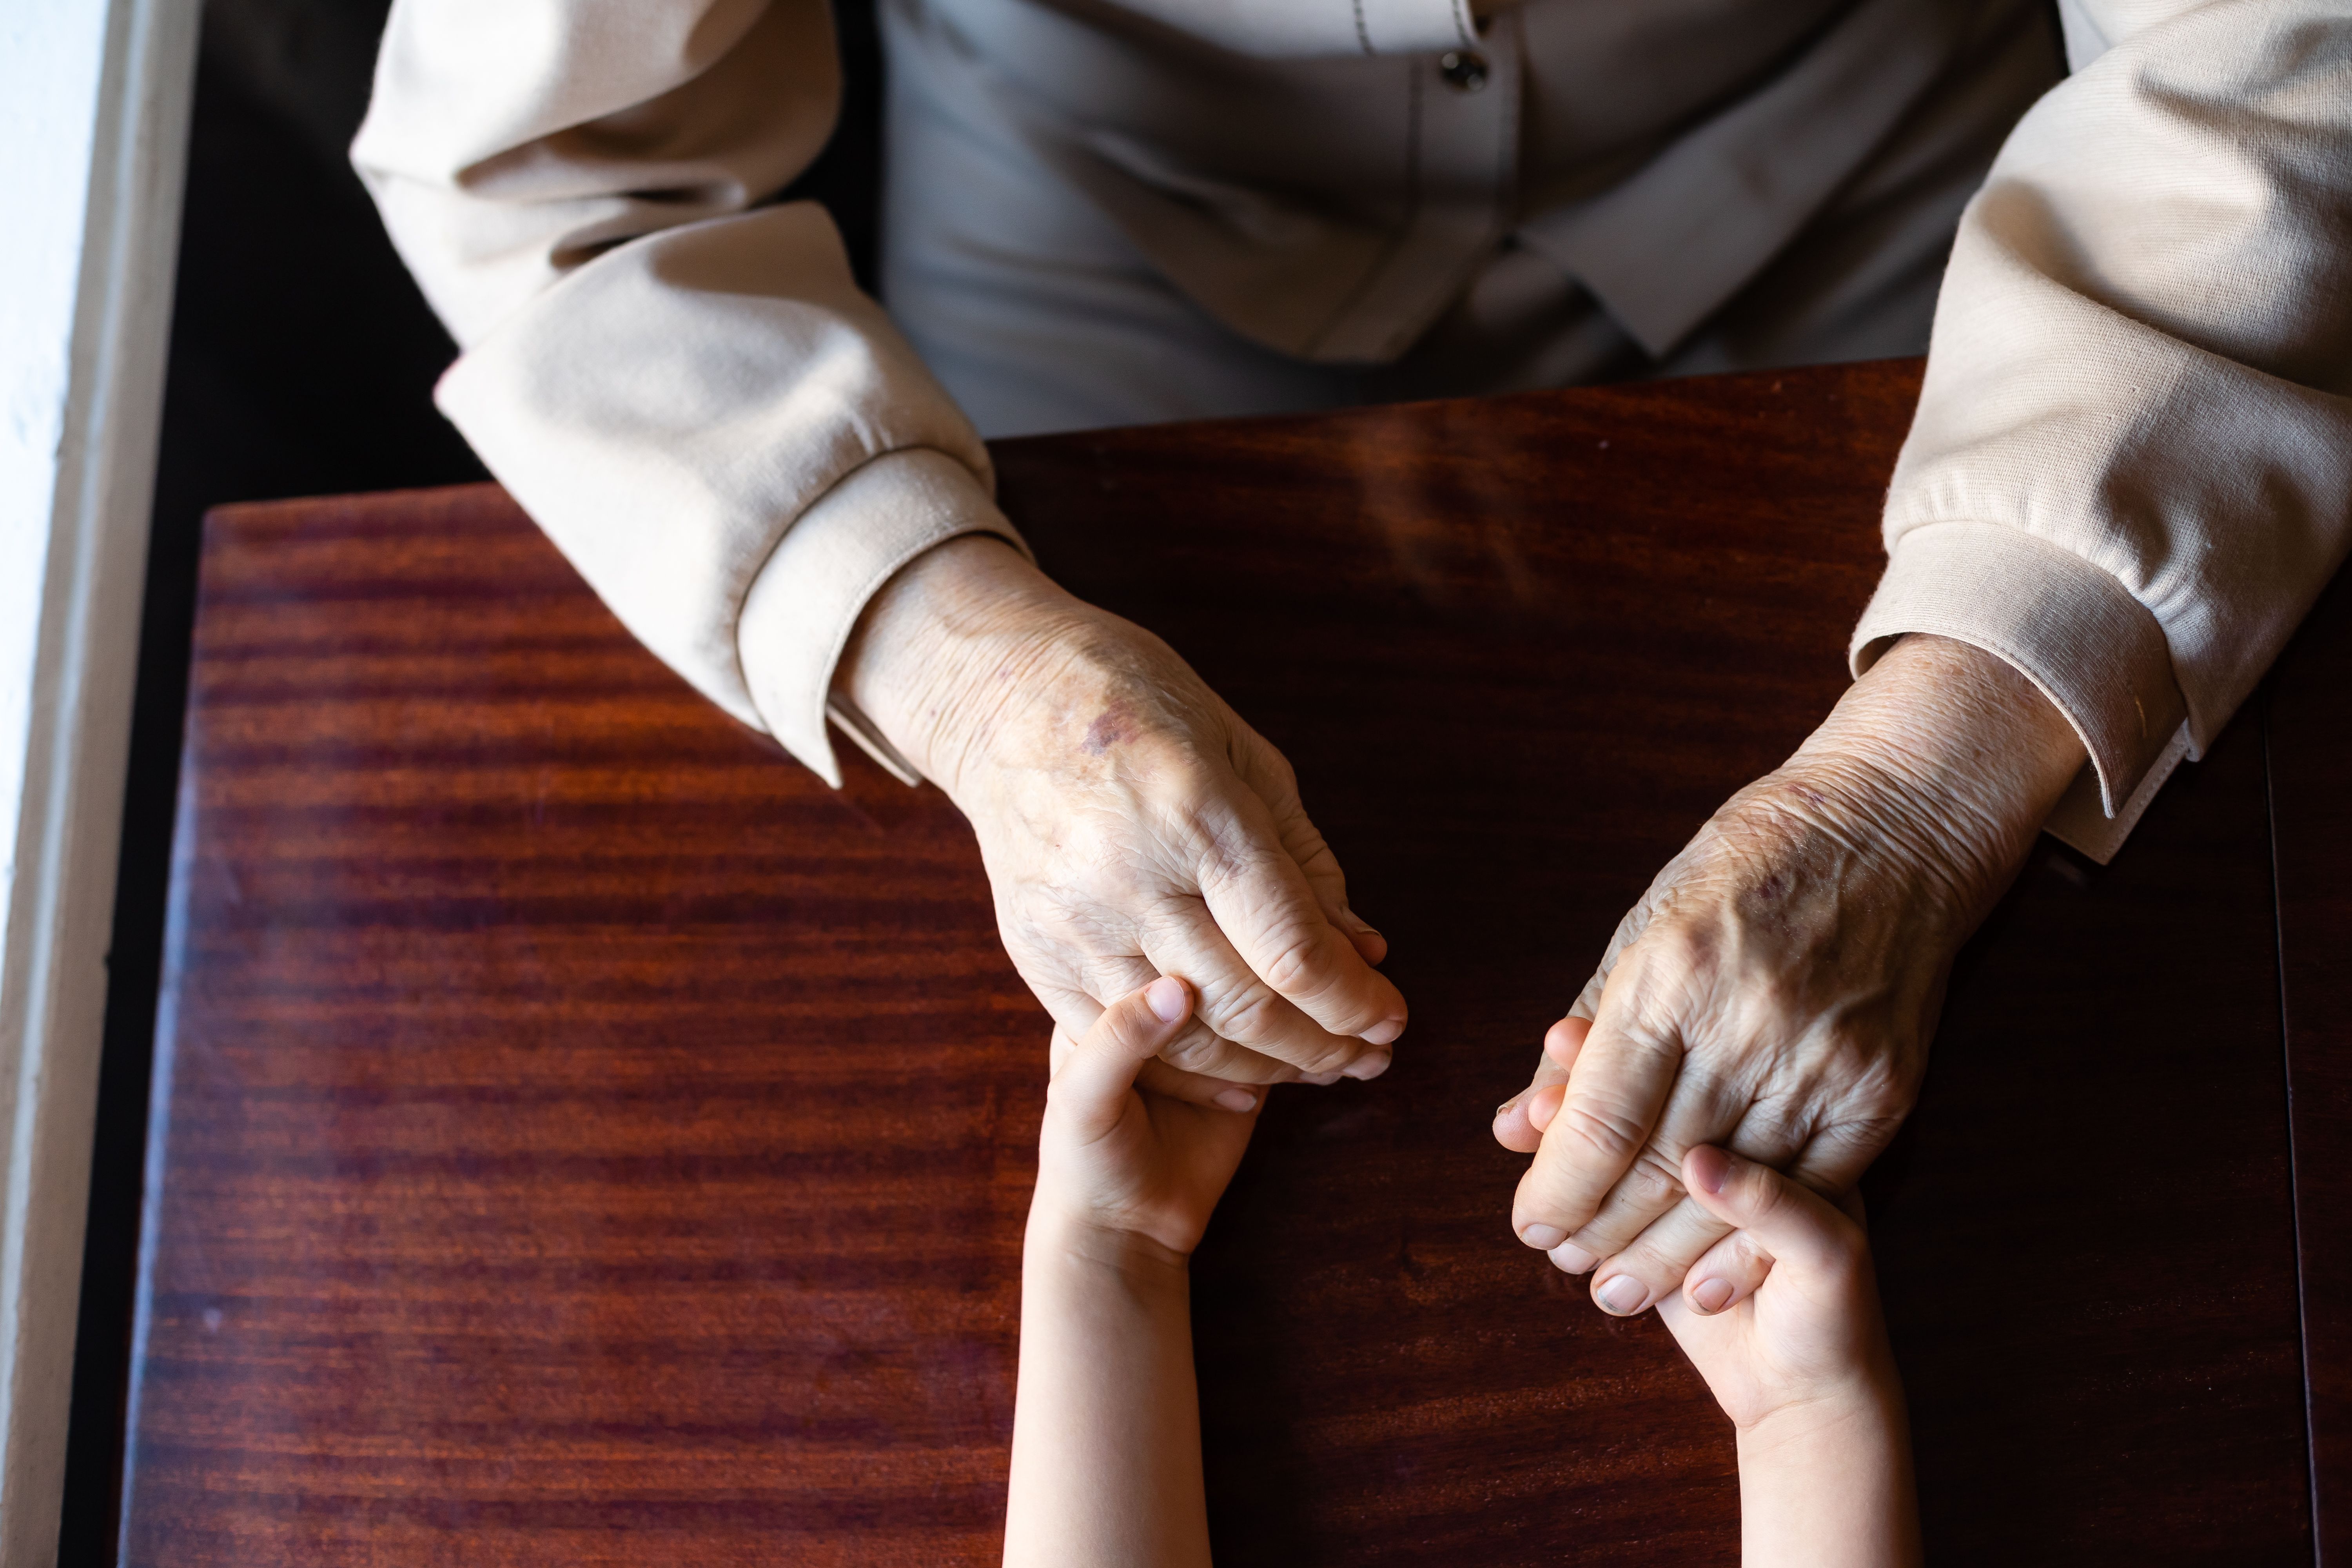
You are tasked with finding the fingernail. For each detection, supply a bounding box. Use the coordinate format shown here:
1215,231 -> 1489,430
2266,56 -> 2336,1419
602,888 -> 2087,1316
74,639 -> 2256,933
1145,976 -> 1189,1023
1494,1095 -> 1522,1121
1689,1277 -> 1734,1314
1213,1087 -> 1257,1113
1359,1018 -> 1404,1047
1519,1223 -> 1567,1249
1594,1276 -> 1649,1316
1688,1145 -> 1732,1195
1340,1050 -> 1390,1081
1548,1241 -> 1596,1275
1301,1069 -> 1343,1086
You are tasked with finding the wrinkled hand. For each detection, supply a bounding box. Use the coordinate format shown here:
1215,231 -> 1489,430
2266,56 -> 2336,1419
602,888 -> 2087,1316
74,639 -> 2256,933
1495,636 -> 2086,1317
844,537 -> 1405,1099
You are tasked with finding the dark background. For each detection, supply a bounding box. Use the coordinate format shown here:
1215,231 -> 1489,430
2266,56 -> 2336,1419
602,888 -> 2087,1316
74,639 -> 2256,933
58,1 -> 885,1557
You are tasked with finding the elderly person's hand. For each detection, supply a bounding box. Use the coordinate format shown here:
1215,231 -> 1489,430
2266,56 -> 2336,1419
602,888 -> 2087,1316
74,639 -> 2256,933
1494,635 -> 2087,1316
840,537 -> 1405,1100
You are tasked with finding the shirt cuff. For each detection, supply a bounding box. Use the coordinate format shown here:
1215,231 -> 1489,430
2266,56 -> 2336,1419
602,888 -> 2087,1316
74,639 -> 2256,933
1849,519 -> 2191,842
2040,722 -> 2190,866
738,448 -> 1031,787
1352,0 -> 1480,54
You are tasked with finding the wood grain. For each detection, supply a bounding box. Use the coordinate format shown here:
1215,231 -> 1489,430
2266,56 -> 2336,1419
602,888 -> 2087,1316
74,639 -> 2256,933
121,361 -> 2314,1564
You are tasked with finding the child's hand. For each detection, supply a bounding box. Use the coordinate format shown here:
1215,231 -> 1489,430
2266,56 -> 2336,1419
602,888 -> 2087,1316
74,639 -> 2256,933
1655,1147 -> 1922,1567
1033,977 -> 1265,1259
1654,1146 -> 1899,1434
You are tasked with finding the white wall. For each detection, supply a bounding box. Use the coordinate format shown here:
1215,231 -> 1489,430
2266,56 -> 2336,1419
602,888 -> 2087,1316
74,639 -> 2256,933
0,0 -> 196,1557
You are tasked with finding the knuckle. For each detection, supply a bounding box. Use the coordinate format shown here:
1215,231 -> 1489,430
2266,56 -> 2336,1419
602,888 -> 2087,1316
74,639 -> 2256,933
1730,1100 -> 1806,1157
1553,1101 -> 1650,1168
1162,1031 -> 1234,1074
1256,746 -> 1300,799
1619,1146 -> 1687,1210
1206,980 -> 1290,1049
1744,1171 -> 1797,1225
1182,803 -> 1259,884
1728,1230 -> 1775,1274
1614,1248 -> 1678,1287
1290,830 -> 1339,882
1643,918 -> 1718,985
1296,1036 -> 1361,1075
1258,928 -> 1332,998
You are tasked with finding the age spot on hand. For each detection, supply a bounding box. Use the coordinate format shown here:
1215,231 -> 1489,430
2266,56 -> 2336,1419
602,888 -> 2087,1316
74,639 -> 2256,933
1082,702 -> 1134,756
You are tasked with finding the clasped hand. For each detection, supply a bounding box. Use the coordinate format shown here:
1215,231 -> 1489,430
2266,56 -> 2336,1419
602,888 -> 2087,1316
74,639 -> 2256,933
1022,985 -> 1916,1568
1493,635 -> 2085,1317
850,547 -> 2082,1318
843,537 -> 1404,1105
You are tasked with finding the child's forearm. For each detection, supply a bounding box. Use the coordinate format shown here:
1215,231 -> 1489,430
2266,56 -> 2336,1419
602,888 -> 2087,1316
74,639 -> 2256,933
1735,1392 -> 1922,1568
1004,1208 -> 1213,1568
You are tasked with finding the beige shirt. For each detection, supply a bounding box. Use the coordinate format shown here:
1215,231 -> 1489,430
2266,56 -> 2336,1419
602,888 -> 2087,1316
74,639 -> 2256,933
352,0 -> 2352,861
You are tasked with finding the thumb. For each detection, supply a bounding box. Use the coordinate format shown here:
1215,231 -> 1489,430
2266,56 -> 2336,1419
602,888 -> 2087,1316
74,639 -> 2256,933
1680,1146 -> 1858,1282
1050,976 -> 1195,1136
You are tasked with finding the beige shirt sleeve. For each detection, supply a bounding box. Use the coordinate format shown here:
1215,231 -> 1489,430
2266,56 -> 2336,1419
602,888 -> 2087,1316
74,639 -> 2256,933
351,0 -> 1027,786
1853,0 -> 2352,862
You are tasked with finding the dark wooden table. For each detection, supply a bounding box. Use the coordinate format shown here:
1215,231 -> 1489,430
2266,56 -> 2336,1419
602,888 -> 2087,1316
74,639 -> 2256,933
117,360 -> 2347,1564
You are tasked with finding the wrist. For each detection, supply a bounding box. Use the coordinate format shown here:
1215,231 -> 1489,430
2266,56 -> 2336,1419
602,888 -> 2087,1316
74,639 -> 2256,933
1735,1380 -> 1921,1568
1787,633 -> 2086,919
835,535 -> 1086,797
1733,1377 -> 1900,1450
1025,1200 -> 1197,1290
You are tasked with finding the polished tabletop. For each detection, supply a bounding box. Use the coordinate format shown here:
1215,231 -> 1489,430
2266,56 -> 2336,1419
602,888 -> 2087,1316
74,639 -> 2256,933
118,360 -> 2346,1564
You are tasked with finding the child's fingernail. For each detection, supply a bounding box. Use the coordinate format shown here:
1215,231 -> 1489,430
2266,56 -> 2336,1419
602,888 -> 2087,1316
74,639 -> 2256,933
1689,1145 -> 1732,1195
1689,1277 -> 1735,1314
1594,1276 -> 1649,1315
1213,1088 -> 1257,1112
1340,1049 -> 1390,1081
1359,1017 -> 1405,1047
1145,976 -> 1189,1023
1519,1223 -> 1567,1249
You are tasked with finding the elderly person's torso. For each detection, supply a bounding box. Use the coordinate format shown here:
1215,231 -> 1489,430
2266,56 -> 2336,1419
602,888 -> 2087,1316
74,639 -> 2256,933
884,0 -> 2056,425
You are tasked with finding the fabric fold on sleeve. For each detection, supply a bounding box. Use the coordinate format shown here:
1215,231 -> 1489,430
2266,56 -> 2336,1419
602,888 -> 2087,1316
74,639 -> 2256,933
361,0 -> 1035,789
739,448 -> 1029,786
432,200 -> 1005,772
1858,0 -> 2352,858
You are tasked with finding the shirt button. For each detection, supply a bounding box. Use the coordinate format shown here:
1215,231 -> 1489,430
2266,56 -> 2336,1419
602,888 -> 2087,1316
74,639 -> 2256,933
1439,50 -> 1490,92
